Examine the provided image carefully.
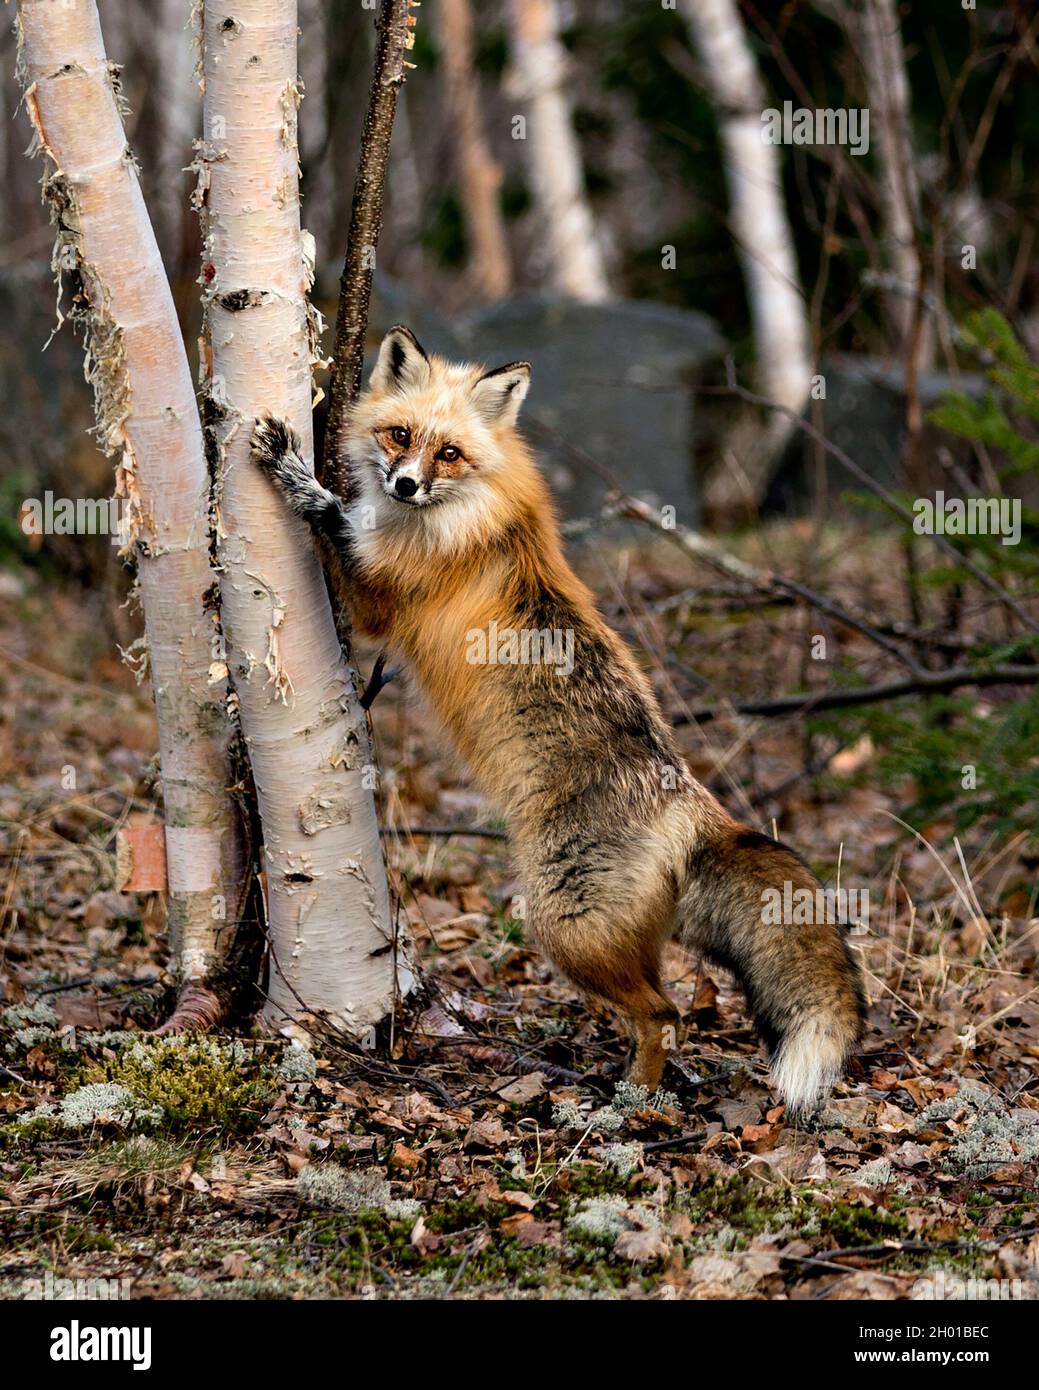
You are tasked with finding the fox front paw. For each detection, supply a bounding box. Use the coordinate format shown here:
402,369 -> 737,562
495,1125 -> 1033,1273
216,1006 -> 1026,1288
250,415 -> 303,485
249,416 -> 348,539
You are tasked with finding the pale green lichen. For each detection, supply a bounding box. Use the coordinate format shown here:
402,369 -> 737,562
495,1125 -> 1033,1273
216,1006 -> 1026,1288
278,1042 -> 317,1083
600,1142 -> 643,1179
7,1028 -> 55,1052
1,1000 -> 58,1030
587,1082 -> 679,1134
567,1195 -> 634,1246
384,1197 -> 422,1222
12,1102 -> 56,1129
122,1036 -> 250,1072
553,1082 -> 678,1135
294,1165 -> 421,1225
3,998 -> 60,1049
505,1147 -> 528,1180
567,1194 -> 660,1248
551,1099 -> 585,1129
13,1085 -> 155,1133
56,1082 -> 162,1130
853,1157 -> 894,1187
537,1018 -> 569,1039
77,1031 -> 138,1049
918,1082 -> 1002,1125
586,1105 -> 626,1134
918,1084 -> 1039,1178
709,1224 -> 744,1253
610,1081 -> 679,1115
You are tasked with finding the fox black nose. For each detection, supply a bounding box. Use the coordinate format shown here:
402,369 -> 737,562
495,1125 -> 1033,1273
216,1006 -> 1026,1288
394,475 -> 418,499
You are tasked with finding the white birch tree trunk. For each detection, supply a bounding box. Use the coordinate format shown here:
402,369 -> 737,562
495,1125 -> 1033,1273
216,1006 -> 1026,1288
198,0 -> 402,1035
840,0 -> 933,366
437,0 -> 512,302
680,0 -> 811,423
16,0 -> 247,997
506,0 -> 609,303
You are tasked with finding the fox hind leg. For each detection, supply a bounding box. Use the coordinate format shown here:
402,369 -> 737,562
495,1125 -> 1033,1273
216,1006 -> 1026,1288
537,910 -> 680,1093
624,978 -> 682,1091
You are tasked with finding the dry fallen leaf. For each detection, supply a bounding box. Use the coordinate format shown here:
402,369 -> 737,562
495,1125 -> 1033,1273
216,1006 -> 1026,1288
615,1229 -> 670,1264
501,1189 -> 537,1210
500,1211 -> 535,1237
389,1140 -> 423,1173
497,1072 -> 546,1105
464,1116 -> 510,1149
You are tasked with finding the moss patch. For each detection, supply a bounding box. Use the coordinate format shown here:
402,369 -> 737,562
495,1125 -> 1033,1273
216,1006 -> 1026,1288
80,1036 -> 275,1134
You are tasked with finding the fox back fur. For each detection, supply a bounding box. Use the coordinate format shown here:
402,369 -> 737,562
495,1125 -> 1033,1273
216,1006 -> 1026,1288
252,325 -> 864,1116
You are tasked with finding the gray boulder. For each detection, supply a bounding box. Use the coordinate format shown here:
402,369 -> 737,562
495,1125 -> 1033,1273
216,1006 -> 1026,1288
766,354 -> 993,515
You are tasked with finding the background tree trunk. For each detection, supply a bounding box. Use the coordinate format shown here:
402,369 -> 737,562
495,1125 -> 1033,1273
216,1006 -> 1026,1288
839,0 -> 933,366
16,0 -> 247,1003
680,0 -> 813,514
152,0 -> 201,276
506,0 -> 609,303
198,0 -> 402,1036
436,0 -> 511,302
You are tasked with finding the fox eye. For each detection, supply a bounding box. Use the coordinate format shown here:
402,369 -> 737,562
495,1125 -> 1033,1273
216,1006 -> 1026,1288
438,444 -> 461,463
390,426 -> 410,447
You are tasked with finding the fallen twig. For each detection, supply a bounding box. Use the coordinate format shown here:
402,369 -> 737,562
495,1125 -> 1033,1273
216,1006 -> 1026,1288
674,663 -> 1039,724
616,494 -> 925,675
379,825 -> 508,841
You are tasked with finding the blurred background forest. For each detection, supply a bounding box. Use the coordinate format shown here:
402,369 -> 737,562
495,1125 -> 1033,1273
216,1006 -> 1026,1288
2,0 -> 1037,525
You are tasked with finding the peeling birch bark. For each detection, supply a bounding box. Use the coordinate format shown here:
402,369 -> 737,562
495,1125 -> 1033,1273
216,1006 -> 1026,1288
16,0 -> 247,998
197,0 -> 404,1035
506,0 -> 610,304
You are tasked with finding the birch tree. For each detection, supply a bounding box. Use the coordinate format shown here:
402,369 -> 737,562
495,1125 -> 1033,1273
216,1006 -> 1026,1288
16,0 -> 247,1023
197,0 -> 402,1036
505,0 -> 609,303
837,0 -> 933,367
679,0 -> 813,512
436,0 -> 511,302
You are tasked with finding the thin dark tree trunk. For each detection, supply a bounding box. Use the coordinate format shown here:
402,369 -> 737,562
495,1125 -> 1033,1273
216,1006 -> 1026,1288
324,0 -> 417,494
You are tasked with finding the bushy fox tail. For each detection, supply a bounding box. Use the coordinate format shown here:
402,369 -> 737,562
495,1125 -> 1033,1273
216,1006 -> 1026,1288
678,824 -> 864,1117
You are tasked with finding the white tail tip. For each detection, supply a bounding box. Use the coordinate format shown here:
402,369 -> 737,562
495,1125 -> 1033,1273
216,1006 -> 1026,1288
771,1016 -> 850,1118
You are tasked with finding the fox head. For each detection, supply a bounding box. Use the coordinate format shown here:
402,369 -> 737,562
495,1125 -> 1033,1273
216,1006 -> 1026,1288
347,326 -> 534,539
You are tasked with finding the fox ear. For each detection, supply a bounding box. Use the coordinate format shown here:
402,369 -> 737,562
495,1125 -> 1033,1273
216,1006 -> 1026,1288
370,326 -> 431,394
472,362 -> 531,428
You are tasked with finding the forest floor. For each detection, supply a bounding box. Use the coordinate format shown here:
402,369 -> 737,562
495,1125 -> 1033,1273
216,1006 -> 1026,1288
1,520 -> 1038,1301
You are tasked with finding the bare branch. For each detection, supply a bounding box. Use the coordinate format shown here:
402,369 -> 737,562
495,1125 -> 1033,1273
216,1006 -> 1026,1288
324,0 -> 418,493
675,665 -> 1039,726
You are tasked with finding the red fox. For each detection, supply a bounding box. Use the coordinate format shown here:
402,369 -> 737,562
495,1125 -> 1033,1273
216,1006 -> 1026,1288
251,326 -> 864,1116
